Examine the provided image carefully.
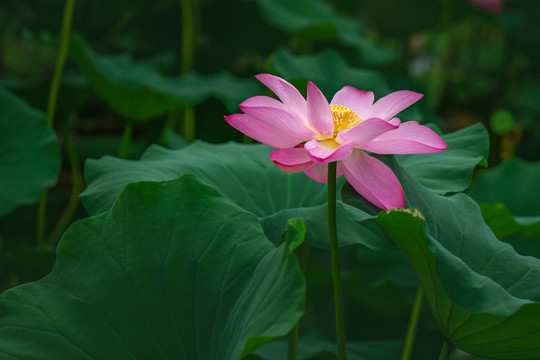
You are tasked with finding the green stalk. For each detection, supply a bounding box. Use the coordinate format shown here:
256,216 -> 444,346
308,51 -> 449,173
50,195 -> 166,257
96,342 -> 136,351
180,0 -> 196,141
36,192 -> 48,245
180,0 -> 195,75
46,126 -> 82,245
287,322 -> 299,360
328,162 -> 347,360
160,110 -> 178,145
118,123 -> 133,158
161,0 -> 196,142
438,340 -> 450,360
46,0 -> 75,127
400,286 -> 424,360
36,0 -> 76,244
183,104 -> 195,142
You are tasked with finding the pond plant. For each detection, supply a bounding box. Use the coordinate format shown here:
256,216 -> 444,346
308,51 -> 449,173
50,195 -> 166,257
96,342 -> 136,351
1,0 -> 540,360
226,75 -> 447,359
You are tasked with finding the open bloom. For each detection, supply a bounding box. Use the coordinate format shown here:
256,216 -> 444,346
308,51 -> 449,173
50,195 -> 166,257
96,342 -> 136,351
225,74 -> 447,209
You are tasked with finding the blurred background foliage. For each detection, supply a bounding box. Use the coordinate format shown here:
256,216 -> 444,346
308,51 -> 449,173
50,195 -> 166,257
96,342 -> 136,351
1,0 -> 538,159
0,0 -> 539,359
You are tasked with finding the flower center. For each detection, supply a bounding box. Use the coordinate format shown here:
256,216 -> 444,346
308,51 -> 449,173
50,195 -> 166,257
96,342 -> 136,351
330,105 -> 362,137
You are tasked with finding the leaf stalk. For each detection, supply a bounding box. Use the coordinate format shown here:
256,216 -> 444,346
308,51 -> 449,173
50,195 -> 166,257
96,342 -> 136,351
438,340 -> 450,360
37,0 -> 76,244
328,161 -> 347,360
400,286 -> 424,360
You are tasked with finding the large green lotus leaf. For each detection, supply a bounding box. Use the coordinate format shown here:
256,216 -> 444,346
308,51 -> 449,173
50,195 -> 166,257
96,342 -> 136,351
81,141 -> 389,250
344,123 -> 489,300
467,157 -> 540,255
344,160 -> 540,358
69,35 -> 260,120
247,334 -> 402,360
82,142 -> 326,217
0,175 -> 305,360
0,86 -> 60,216
468,157 -> 540,237
81,124 -> 488,250
475,202 -> 540,260
478,202 -> 540,240
266,49 -> 422,124
467,157 -> 540,216
396,123 -> 489,194
254,0 -> 395,65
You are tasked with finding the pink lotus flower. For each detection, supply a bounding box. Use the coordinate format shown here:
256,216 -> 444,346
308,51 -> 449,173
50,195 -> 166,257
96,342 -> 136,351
225,74 -> 447,209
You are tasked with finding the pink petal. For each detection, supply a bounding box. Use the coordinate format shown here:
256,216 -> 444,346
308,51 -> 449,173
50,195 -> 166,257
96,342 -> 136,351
304,139 -> 354,164
389,117 -> 401,126
241,95 -> 288,109
330,86 -> 374,118
270,148 -> 313,172
239,104 -> 314,140
255,74 -> 307,119
225,114 -> 302,148
307,81 -> 334,138
361,121 -> 448,154
304,163 -> 343,183
363,90 -> 423,121
341,150 -> 405,209
336,117 -> 398,147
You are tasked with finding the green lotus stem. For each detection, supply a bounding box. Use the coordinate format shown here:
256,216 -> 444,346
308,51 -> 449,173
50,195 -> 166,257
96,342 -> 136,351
180,0 -> 196,141
438,340 -> 450,360
400,286 -> 424,360
161,106 -> 195,143
328,161 -> 347,360
46,0 -> 75,127
36,0 -> 76,244
161,0 -> 196,142
36,192 -> 48,245
288,322 -> 299,360
118,123 -> 133,158
160,110 -> 178,146
183,105 -> 195,141
428,0 -> 454,109
46,127 -> 81,245
180,0 -> 195,75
